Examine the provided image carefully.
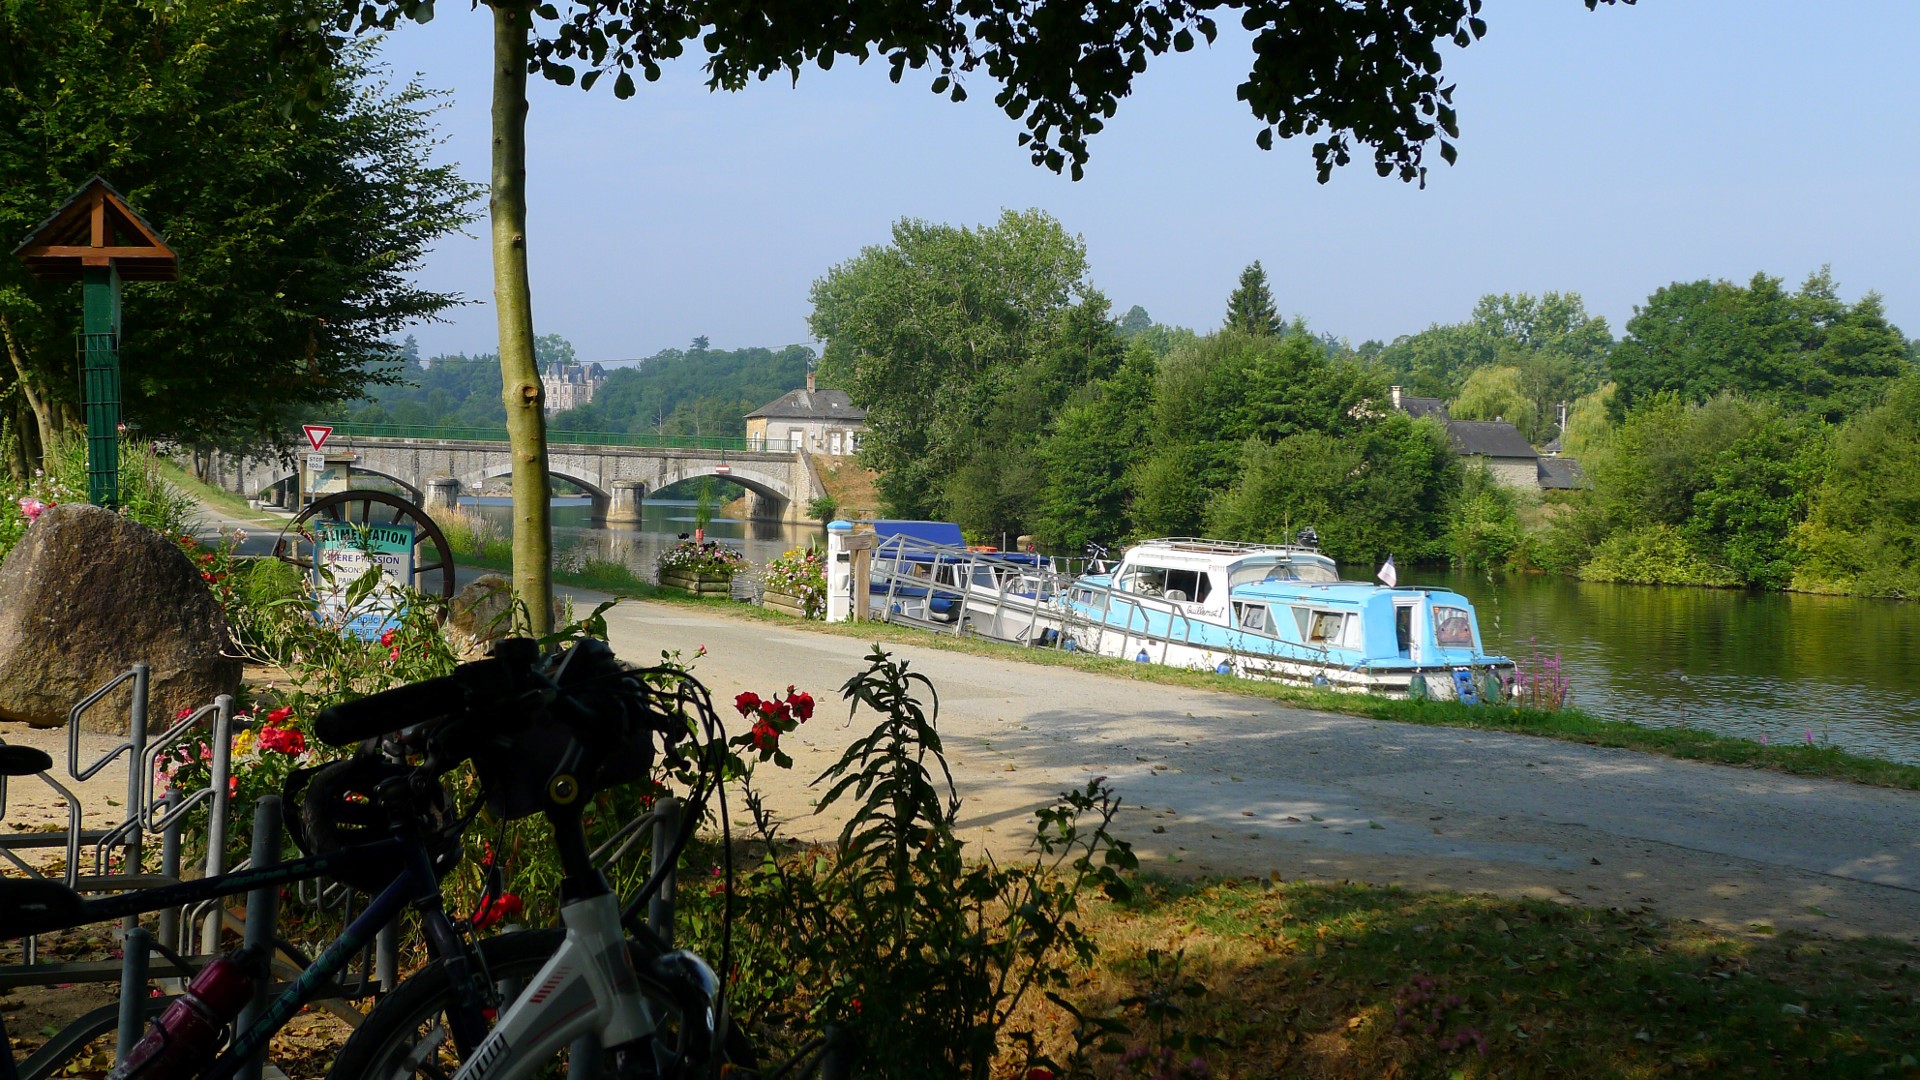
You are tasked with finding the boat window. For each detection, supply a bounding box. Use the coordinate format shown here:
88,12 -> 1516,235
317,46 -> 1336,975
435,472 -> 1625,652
1395,606 -> 1413,653
1432,606 -> 1475,648
1307,611 -> 1345,644
1233,603 -> 1268,633
1120,564 -> 1210,602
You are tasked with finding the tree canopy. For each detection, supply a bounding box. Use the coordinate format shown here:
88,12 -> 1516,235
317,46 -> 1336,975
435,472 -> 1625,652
0,0 -> 477,467
1608,268 -> 1911,421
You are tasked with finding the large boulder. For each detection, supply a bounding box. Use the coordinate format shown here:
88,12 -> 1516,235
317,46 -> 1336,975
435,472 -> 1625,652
0,503 -> 240,732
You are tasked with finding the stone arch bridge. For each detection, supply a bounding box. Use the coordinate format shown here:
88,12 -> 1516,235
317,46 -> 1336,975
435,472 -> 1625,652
203,427 -> 825,524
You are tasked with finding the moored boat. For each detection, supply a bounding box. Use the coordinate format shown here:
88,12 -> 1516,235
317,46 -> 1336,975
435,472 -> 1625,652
1060,536 -> 1513,700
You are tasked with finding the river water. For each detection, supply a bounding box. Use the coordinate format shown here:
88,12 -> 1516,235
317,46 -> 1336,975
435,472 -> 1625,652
465,501 -> 1920,765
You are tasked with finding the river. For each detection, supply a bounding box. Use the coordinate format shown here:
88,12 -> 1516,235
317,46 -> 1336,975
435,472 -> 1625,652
463,501 -> 1920,766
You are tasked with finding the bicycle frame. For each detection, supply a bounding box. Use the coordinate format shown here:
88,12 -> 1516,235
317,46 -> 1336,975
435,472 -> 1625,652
2,838 -> 467,1080
439,893 -> 660,1080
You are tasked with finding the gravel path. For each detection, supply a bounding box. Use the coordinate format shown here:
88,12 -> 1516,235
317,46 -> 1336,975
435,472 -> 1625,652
597,596 -> 1920,943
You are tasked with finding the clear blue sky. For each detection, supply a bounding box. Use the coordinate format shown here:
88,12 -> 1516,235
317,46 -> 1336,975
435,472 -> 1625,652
375,1 -> 1919,364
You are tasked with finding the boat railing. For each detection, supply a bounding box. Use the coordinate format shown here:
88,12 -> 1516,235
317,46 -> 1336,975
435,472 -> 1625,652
868,533 -> 1072,637
1136,537 -> 1322,557
1076,579 -> 1346,667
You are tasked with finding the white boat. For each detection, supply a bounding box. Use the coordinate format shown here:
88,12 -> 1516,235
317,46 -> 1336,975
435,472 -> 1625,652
1060,537 -> 1514,700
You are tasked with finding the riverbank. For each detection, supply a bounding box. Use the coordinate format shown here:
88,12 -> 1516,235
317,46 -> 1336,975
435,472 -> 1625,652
158,456 -> 1920,791
513,558 -> 1920,792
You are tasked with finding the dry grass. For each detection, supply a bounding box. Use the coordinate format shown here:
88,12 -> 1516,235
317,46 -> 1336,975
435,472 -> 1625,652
1006,877 -> 1920,1078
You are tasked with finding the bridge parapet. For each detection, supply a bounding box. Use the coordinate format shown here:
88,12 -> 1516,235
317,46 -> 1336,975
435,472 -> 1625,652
203,434 -> 822,525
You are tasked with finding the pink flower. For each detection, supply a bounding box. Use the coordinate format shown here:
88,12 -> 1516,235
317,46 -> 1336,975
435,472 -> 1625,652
16,497 -> 46,523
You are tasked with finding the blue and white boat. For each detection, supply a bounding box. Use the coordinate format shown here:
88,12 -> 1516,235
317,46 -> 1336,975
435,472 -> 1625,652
1060,537 -> 1513,700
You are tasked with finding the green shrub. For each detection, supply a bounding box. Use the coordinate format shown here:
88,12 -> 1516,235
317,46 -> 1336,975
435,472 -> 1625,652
725,647 -> 1136,1077
1580,524 -> 1739,587
1446,467 -> 1525,571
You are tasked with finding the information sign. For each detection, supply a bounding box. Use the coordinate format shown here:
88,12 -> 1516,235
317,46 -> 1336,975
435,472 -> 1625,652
306,452 -> 326,474
311,520 -> 416,640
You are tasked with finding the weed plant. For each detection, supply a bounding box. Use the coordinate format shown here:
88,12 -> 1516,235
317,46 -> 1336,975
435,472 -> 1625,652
719,647 -> 1138,1078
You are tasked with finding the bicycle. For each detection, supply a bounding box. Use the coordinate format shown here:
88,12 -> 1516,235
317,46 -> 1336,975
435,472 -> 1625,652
2,633 -> 744,1080
310,634 -> 757,1080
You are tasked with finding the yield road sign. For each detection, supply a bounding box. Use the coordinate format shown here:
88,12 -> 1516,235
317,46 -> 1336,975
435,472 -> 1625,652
303,424 -> 332,452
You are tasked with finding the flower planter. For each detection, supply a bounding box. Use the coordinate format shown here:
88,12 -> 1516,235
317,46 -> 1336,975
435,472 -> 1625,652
658,568 -> 735,597
762,589 -> 809,618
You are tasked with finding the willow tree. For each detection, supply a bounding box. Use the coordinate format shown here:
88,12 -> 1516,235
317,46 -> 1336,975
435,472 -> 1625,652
342,0 -> 1633,634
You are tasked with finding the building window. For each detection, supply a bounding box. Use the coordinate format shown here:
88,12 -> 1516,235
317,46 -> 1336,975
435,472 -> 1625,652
1432,606 -> 1474,648
789,430 -> 803,452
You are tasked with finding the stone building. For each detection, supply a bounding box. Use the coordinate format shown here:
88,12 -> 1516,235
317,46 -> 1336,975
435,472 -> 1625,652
745,370 -> 867,456
542,361 -> 606,414
1446,420 -> 1543,490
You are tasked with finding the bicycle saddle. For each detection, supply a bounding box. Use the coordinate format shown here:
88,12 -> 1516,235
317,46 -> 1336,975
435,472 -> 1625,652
0,745 -> 52,776
0,877 -> 83,938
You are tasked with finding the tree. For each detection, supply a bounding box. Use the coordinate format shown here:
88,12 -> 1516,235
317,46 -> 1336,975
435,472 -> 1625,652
1372,291 -> 1612,423
1451,365 -> 1540,441
345,0 -> 1634,634
1117,305 -> 1154,338
0,1 -> 475,473
809,211 -> 1094,524
1609,269 -> 1910,421
1223,261 -> 1281,336
1795,372 -> 1920,597
1032,342 -> 1156,550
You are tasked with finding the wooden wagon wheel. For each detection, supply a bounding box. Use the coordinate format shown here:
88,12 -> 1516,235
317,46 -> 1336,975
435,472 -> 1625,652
273,489 -> 458,600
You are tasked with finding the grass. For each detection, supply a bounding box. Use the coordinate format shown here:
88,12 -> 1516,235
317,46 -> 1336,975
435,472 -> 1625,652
1025,875 -> 1920,1078
153,457 -> 283,526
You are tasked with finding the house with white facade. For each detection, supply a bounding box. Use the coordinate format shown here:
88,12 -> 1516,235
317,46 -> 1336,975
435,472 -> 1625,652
744,371 -> 867,456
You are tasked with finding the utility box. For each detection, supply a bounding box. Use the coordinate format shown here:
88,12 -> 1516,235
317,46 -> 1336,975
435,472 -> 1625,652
825,522 -> 874,623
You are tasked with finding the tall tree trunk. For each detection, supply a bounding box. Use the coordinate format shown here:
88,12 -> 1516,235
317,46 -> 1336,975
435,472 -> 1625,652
488,0 -> 553,634
0,314 -> 54,468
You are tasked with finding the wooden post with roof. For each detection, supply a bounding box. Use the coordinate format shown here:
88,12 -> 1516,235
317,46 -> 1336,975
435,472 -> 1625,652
11,177 -> 179,507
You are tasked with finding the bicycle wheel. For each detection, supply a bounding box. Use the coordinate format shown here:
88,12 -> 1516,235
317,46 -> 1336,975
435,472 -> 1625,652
328,929 -> 757,1080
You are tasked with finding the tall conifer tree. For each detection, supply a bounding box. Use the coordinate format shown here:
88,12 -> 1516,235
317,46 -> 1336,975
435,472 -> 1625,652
1224,261 -> 1282,336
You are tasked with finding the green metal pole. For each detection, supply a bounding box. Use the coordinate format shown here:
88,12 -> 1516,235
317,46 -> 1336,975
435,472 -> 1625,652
81,264 -> 122,507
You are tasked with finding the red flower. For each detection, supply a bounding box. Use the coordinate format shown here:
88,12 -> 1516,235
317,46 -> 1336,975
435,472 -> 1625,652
790,691 -> 815,722
258,725 -> 306,755
379,629 -> 395,647
1025,1070 -> 1054,1080
471,893 -> 524,932
266,706 -> 294,726
750,720 -> 779,752
733,691 -> 761,716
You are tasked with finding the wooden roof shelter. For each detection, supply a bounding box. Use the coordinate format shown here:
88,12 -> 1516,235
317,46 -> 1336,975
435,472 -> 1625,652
11,176 -> 178,283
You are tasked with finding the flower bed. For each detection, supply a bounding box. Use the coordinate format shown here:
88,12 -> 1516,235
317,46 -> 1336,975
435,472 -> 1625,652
762,546 -> 826,618
656,539 -> 746,595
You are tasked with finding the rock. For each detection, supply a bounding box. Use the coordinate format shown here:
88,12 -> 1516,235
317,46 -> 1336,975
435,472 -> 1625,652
0,503 -> 240,733
447,574 -> 515,659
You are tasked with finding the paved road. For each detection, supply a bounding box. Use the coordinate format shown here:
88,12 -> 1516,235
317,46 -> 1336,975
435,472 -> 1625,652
585,595 -> 1920,943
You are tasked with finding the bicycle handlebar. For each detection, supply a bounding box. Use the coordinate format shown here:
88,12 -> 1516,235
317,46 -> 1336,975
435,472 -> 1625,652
314,673 -> 471,746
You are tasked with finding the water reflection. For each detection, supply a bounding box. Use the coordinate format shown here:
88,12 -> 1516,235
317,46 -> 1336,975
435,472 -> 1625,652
462,497 -> 822,580
1408,568 -> 1920,764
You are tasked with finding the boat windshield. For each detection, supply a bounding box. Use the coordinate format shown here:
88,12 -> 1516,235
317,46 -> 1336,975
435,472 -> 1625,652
1432,605 -> 1476,648
1259,560 -> 1338,585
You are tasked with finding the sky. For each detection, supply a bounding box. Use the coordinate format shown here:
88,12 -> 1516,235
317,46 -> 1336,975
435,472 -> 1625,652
372,1 -> 1920,365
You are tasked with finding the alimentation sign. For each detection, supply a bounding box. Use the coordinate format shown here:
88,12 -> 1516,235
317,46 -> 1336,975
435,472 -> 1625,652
311,521 -> 416,640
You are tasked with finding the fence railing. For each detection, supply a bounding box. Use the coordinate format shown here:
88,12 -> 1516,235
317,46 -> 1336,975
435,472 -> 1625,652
320,422 -> 754,453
